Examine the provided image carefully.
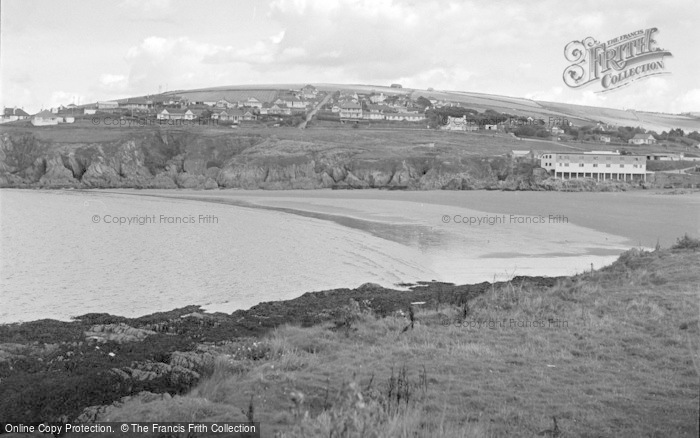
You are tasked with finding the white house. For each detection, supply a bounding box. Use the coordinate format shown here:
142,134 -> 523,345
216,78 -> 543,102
31,110 -> 62,126
441,116 -> 477,131
551,126 -> 565,135
629,133 -> 656,145
541,152 -> 646,182
339,102 -> 363,120
244,97 -> 263,109
215,99 -> 234,109
282,96 -> 307,109
212,109 -> 243,124
157,109 -> 196,120
1,107 -> 30,123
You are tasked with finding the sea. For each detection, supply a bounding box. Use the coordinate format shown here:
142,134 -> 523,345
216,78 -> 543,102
1,188 -> 697,323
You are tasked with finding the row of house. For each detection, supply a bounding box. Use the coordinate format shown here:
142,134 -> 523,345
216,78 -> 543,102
335,101 -> 426,123
541,151 -> 647,182
156,108 -> 258,122
0,107 -> 31,124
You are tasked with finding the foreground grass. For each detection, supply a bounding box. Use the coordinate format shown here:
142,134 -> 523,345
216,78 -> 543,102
85,246 -> 699,437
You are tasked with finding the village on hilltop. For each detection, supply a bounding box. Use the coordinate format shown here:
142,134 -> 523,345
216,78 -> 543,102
2,84 -> 700,182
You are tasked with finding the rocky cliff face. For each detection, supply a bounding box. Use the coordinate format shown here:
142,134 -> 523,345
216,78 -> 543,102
0,130 -> 645,191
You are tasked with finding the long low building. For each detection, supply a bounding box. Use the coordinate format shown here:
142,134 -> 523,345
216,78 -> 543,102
541,152 -> 647,181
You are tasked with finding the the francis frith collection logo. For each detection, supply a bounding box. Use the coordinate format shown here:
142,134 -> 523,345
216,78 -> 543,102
563,27 -> 672,93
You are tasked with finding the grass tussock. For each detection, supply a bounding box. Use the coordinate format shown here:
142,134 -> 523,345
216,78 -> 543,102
95,246 -> 700,437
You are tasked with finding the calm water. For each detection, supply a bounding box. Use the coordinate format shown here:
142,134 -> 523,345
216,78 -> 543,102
1,189 -> 697,323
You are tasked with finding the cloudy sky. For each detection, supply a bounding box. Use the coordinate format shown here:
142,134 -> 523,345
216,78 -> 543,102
2,0 -> 698,114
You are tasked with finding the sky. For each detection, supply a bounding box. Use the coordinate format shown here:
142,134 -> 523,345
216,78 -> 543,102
2,0 -> 699,114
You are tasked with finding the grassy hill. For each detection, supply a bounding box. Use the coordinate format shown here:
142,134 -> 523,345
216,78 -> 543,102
4,239 -> 695,436
164,83 -> 700,132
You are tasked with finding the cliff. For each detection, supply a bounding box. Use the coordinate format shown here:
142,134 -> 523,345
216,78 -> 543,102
0,127 -> 653,191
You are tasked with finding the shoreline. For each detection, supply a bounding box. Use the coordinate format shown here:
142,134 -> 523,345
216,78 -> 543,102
0,274 -> 561,422
1,241 -> 698,428
3,188 -> 670,323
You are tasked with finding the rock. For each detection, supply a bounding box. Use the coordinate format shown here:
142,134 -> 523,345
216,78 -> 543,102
169,350 -> 216,372
176,172 -> 207,189
39,154 -> 77,187
204,177 -> 218,189
184,158 -> 207,175
84,323 -> 155,343
81,160 -> 122,187
151,172 -> 178,188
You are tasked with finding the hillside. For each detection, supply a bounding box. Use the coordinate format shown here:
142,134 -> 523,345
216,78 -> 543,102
5,123 -> 691,191
3,122 -> 700,191
1,242 -> 698,436
166,83 -> 700,132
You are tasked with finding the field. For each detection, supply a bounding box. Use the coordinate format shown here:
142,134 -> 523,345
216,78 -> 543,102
76,241 -> 700,437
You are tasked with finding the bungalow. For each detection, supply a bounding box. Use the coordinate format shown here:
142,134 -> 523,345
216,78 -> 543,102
84,106 -> 97,115
31,110 -> 62,126
1,107 -> 30,123
272,104 -> 291,115
599,135 -> 611,143
244,97 -> 263,109
282,96 -> 306,109
242,110 -> 257,121
331,104 -> 341,113
484,124 -> 498,131
340,102 -> 363,120
629,133 -> 656,145
215,99 -> 234,109
261,103 -> 290,116
157,108 -> 196,120
216,109 -> 244,124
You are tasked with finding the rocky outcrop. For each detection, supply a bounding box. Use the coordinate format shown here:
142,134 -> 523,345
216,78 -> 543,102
0,129 -> 656,191
84,323 -> 156,343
